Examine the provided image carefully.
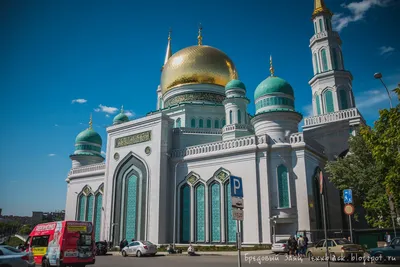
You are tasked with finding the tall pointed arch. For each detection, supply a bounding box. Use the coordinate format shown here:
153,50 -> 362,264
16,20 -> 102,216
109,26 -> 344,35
94,183 -> 104,241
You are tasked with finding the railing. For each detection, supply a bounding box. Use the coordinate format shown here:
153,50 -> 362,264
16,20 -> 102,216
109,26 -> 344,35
172,127 -> 222,135
290,132 -> 304,144
172,135 -> 269,158
68,162 -> 106,176
222,124 -> 254,133
310,31 -> 339,45
304,108 -> 360,127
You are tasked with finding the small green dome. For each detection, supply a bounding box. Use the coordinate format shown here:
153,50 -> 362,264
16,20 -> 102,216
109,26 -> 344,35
113,113 -> 129,124
254,76 -> 294,100
75,128 -> 102,145
225,79 -> 246,91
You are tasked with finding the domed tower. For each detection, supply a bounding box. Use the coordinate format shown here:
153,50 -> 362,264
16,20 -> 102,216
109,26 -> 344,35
251,56 -> 302,142
160,25 -> 238,107
70,114 -> 104,168
113,105 -> 129,125
222,79 -> 252,141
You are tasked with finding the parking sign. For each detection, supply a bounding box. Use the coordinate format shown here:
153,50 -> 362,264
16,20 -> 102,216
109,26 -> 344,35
230,176 -> 243,198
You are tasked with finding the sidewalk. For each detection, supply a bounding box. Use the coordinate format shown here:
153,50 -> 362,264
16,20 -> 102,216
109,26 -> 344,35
109,250 -> 273,256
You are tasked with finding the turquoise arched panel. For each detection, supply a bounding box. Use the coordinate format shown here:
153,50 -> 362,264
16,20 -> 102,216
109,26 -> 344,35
222,119 -> 226,127
196,184 -> 205,242
86,194 -> 94,222
214,120 -> 219,128
210,183 -> 221,242
314,22 -> 317,33
325,90 -> 334,113
181,185 -> 191,243
314,54 -> 319,73
315,95 -> 321,115
229,111 -> 233,124
206,119 -> 211,128
78,194 -> 86,221
125,175 -> 137,240
339,90 -> 348,109
277,165 -> 290,208
199,119 -> 204,128
321,49 -> 328,71
94,194 -> 102,241
237,110 -> 241,124
319,19 -> 323,32
191,118 -> 196,128
225,182 -> 237,243
176,118 -> 181,128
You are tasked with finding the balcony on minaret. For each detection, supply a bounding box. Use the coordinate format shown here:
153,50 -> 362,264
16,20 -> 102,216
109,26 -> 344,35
302,107 -> 365,130
310,31 -> 341,47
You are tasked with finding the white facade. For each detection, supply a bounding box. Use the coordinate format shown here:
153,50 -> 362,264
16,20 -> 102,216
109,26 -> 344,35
64,2 -> 366,246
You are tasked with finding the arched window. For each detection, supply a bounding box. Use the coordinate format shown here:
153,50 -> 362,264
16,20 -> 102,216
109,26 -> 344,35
319,19 -> 323,32
314,21 -> 318,34
210,182 -> 221,242
229,111 -> 233,124
315,94 -> 321,115
214,120 -> 219,129
125,175 -> 138,240
331,49 -> 338,70
195,184 -> 205,242
222,119 -> 226,127
225,181 -> 236,243
324,90 -> 334,113
86,194 -> 94,222
199,119 -> 204,128
339,90 -> 348,110
321,49 -> 328,71
314,54 -> 319,73
206,119 -> 211,128
277,165 -> 290,208
176,118 -> 181,128
180,184 -> 191,243
94,193 -> 103,241
191,118 -> 196,128
237,110 -> 241,124
78,194 -> 86,221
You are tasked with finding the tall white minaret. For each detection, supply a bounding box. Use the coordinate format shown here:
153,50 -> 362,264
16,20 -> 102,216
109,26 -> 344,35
157,29 -> 172,110
309,0 -> 356,116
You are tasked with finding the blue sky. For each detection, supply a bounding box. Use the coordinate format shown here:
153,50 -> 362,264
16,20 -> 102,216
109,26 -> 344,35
0,0 -> 399,216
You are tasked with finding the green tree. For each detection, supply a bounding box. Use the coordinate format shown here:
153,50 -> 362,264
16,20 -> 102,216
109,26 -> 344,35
325,132 -> 392,227
18,224 -> 32,235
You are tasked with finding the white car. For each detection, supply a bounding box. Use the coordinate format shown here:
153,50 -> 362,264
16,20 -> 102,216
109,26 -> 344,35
272,239 -> 289,254
121,241 -> 157,257
0,245 -> 35,267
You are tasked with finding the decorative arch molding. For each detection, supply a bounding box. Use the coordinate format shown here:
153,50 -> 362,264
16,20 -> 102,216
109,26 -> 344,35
212,167 -> 231,183
94,183 -> 104,195
185,171 -> 201,186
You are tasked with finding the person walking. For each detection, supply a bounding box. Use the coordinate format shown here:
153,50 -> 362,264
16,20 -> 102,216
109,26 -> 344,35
297,235 -> 305,257
288,236 -> 297,255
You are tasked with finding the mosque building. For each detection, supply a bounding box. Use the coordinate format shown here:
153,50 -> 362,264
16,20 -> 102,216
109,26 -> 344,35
65,0 -> 365,245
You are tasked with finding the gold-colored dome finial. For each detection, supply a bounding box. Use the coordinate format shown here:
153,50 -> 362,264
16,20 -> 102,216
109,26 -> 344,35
269,55 -> 275,77
312,0 -> 332,18
197,23 -> 203,46
168,27 -> 172,41
88,113 -> 93,129
162,28 -> 173,71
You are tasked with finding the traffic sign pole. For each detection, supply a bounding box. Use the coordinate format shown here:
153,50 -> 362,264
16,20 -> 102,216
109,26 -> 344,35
344,204 -> 355,242
230,175 -> 243,267
237,220 -> 242,267
349,214 -> 353,243
320,172 -> 330,267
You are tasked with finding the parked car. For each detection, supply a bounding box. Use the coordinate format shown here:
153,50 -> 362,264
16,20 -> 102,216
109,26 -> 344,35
366,237 -> 400,263
307,238 -> 364,261
272,239 -> 289,254
0,245 -> 35,267
95,241 -> 108,256
121,241 -> 157,257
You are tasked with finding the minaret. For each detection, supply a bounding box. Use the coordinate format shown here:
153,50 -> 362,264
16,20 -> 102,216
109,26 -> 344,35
197,23 -> 203,46
309,0 -> 356,116
157,29 -> 172,110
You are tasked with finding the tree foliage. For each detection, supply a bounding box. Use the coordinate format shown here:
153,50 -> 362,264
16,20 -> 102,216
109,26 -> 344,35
18,224 -> 33,235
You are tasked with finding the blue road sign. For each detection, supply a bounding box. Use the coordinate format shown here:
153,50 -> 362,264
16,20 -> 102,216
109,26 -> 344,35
343,189 -> 353,204
230,176 -> 243,198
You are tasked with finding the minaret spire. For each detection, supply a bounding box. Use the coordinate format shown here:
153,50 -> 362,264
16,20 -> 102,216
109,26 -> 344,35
269,55 -> 275,77
120,105 -> 124,113
88,114 -> 93,129
164,28 -> 172,65
197,23 -> 203,46
312,0 -> 332,18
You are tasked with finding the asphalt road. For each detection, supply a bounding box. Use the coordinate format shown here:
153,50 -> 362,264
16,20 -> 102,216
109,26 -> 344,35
93,253 -> 400,266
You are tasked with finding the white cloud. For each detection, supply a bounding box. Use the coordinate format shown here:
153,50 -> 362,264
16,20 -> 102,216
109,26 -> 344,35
332,0 -> 392,32
105,114 -> 110,118
54,124 -> 59,127
48,154 -> 56,157
356,86 -> 397,112
302,104 -> 314,117
125,110 -> 135,118
379,46 -> 395,55
72,99 -> 87,104
94,104 -> 118,114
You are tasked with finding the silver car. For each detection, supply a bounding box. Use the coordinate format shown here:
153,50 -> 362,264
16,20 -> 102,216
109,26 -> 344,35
121,241 -> 157,257
0,245 -> 35,267
272,239 -> 289,254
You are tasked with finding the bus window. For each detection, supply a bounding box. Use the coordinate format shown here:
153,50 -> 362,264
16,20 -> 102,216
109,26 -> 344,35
31,235 -> 50,247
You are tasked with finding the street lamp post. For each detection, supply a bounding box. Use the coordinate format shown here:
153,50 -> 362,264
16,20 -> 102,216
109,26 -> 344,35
374,72 -> 393,108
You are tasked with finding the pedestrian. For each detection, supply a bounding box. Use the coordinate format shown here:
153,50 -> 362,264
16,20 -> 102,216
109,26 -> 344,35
297,235 -> 305,257
288,236 -> 297,255
187,244 -> 195,256
384,232 -> 391,246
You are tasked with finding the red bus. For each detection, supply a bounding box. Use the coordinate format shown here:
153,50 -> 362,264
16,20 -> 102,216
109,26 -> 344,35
24,221 -> 95,267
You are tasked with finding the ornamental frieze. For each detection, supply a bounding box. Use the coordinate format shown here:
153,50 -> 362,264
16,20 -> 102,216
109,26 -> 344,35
216,171 -> 229,181
115,131 -> 151,148
187,175 -> 198,185
165,92 -> 225,107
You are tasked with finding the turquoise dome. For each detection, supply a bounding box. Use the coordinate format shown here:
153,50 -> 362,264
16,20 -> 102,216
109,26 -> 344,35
75,128 -> 102,145
254,76 -> 294,100
113,113 -> 129,124
225,79 -> 246,91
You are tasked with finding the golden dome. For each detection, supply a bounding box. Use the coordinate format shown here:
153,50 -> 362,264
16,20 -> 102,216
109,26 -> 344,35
161,45 -> 238,94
